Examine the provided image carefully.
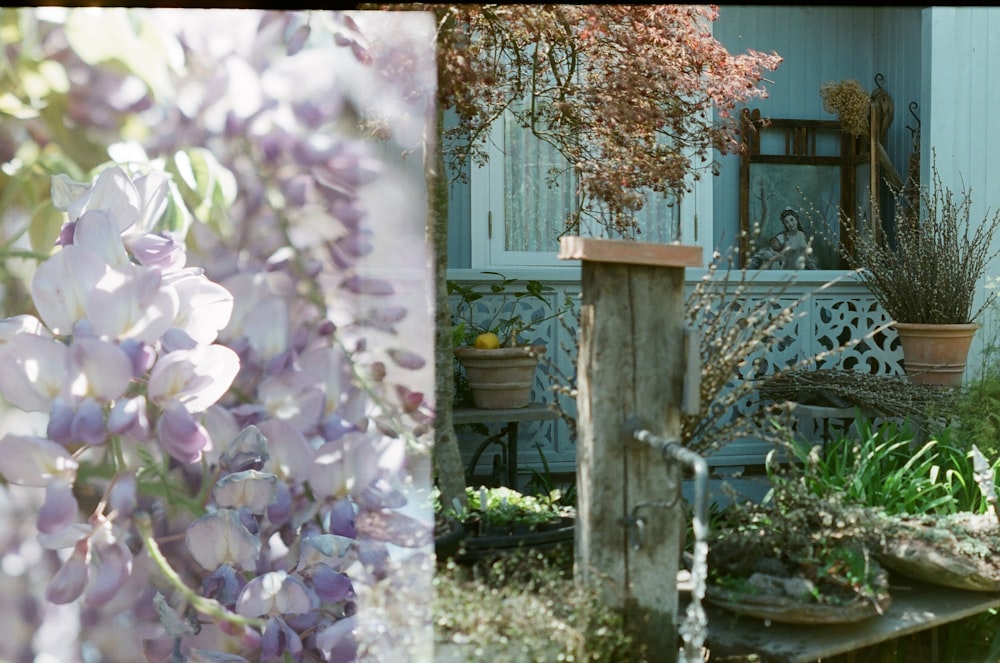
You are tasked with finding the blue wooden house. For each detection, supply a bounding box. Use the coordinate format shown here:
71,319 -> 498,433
445,6 -> 1000,481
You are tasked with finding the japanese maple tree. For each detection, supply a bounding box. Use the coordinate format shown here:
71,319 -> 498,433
377,4 -> 783,506
432,4 -> 782,232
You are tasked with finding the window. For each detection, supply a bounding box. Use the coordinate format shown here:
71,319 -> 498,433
469,109 -> 713,269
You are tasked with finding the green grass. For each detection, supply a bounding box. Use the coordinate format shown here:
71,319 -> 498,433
781,415 -> 994,515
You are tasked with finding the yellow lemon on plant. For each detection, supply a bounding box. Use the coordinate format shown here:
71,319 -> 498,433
474,332 -> 501,349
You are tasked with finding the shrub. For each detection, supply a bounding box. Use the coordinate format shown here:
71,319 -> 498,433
434,552 -> 648,662
840,156 -> 1000,325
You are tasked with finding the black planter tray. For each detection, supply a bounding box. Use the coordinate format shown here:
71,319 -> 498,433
434,515 -> 466,561
454,516 -> 575,563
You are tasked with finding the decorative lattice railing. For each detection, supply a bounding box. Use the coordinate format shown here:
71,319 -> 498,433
448,269 -> 904,478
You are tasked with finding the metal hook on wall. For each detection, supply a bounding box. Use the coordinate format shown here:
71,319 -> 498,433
907,101 -> 921,137
870,74 -> 893,142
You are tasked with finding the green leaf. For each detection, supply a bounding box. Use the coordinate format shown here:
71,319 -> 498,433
37,60 -> 70,95
64,8 -> 137,65
19,60 -> 69,100
171,148 -> 211,201
158,181 -> 194,237
168,148 -> 237,237
27,201 -> 62,255
0,91 -> 39,119
64,8 -> 182,100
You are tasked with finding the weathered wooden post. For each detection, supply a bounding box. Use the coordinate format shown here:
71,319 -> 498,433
559,237 -> 702,661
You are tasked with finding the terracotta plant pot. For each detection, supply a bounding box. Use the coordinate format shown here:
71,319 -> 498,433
454,345 -> 544,409
893,322 -> 979,386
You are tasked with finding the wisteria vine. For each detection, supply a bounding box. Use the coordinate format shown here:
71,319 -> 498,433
0,9 -> 435,663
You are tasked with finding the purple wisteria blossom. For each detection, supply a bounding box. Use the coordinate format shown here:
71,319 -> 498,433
0,8 -> 435,662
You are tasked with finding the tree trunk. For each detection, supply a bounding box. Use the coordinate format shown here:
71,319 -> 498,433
429,108 -> 467,511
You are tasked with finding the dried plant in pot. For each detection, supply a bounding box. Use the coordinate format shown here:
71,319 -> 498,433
840,155 -> 1000,385
449,272 -> 573,409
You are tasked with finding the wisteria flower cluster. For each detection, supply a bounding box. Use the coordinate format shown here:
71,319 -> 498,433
0,9 -> 436,663
0,161 -> 431,662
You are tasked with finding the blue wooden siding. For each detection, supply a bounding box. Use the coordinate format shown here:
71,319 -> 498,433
712,6 -> 922,254
713,6 -> 1000,375
923,8 -> 1000,372
444,109 -> 473,269
442,7 -> 1000,476
445,5 -> 1000,366
872,8 -> 922,170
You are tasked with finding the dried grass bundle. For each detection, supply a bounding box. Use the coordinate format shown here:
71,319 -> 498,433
758,368 -> 957,420
820,79 -> 870,137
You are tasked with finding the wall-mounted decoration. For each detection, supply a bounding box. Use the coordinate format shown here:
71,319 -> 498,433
739,109 -> 873,270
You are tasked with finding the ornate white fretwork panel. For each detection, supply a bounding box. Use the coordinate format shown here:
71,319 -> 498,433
448,271 -> 904,478
811,296 -> 902,372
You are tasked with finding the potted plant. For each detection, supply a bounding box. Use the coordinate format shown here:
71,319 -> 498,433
841,156 -> 1000,385
435,485 -> 576,564
705,484 -> 893,625
449,272 -> 574,409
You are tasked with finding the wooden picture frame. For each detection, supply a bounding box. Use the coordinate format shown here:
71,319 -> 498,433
739,109 -> 872,269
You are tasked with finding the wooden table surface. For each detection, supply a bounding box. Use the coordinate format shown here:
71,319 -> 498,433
686,576 -> 1000,662
452,403 -> 560,424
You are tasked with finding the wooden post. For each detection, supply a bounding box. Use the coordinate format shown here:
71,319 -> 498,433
559,237 -> 702,661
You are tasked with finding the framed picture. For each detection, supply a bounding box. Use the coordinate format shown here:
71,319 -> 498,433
745,162 -> 842,270
739,109 -> 872,270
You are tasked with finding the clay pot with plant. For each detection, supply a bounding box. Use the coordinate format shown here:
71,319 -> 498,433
449,272 -> 574,409
841,155 -> 1000,386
